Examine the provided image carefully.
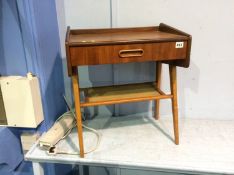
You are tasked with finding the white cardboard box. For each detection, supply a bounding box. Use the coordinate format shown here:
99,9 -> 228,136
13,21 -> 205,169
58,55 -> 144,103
0,75 -> 44,128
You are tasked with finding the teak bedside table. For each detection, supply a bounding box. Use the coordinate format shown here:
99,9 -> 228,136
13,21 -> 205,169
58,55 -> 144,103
65,23 -> 192,158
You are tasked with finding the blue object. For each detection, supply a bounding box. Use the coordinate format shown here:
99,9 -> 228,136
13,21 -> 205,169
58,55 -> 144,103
0,0 -> 27,76
1,0 -> 70,174
0,127 -> 23,172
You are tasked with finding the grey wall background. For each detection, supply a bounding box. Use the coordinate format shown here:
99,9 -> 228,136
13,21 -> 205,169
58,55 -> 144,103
56,0 -> 234,120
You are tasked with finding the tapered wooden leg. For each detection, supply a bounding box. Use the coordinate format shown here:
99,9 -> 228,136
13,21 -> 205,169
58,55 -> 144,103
154,62 -> 162,120
72,68 -> 84,157
169,65 -> 179,145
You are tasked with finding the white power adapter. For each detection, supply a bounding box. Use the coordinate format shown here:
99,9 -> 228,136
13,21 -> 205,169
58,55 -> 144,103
38,95 -> 101,155
39,112 -> 75,149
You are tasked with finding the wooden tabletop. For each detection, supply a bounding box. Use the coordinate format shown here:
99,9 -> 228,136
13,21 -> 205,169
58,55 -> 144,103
69,29 -> 188,46
65,23 -> 192,76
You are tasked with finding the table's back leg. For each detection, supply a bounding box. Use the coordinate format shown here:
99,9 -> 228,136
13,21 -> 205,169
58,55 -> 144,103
169,65 -> 179,145
154,62 -> 162,120
72,67 -> 85,157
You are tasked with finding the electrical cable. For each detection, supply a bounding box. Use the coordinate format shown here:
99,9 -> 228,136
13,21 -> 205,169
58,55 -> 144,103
46,96 -> 101,156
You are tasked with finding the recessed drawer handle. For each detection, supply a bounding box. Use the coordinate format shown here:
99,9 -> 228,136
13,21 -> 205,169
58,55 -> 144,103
119,49 -> 144,58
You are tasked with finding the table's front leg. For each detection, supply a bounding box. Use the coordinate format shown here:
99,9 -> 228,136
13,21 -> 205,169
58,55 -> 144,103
169,65 -> 179,145
72,67 -> 85,157
32,162 -> 44,175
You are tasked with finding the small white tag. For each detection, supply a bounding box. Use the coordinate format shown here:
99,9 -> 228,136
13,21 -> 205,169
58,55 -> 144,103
176,42 -> 184,48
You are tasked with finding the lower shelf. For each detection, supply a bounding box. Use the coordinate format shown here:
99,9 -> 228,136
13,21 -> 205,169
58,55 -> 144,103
80,82 -> 172,107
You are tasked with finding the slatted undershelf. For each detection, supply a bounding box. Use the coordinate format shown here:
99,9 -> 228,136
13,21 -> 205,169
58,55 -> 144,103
80,82 -> 172,107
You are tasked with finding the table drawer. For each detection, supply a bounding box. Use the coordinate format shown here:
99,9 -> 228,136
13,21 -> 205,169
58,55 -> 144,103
70,42 -> 187,66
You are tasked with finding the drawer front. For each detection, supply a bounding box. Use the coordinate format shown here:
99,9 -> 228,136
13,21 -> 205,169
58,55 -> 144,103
70,42 -> 187,66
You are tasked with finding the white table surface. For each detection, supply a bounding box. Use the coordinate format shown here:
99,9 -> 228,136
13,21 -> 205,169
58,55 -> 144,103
26,115 -> 234,175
